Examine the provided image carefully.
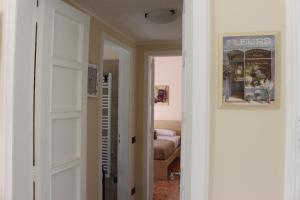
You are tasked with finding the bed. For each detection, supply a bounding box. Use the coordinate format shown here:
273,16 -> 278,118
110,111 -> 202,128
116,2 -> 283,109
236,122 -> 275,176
153,120 -> 181,180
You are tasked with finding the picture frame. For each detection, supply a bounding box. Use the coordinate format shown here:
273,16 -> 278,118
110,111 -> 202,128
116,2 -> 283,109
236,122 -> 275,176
219,32 -> 281,109
154,85 -> 170,105
88,63 -> 99,98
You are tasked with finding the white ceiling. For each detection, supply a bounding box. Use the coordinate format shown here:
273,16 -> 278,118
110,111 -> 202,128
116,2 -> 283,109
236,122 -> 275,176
73,0 -> 183,43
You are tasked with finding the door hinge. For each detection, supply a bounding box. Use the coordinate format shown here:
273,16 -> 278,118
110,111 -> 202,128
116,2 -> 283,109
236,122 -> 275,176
131,187 -> 136,195
131,136 -> 136,144
34,0 -> 39,7
113,176 -> 118,183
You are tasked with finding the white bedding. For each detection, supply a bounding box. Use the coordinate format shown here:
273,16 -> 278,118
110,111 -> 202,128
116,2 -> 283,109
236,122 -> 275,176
155,128 -> 177,137
157,135 -> 181,149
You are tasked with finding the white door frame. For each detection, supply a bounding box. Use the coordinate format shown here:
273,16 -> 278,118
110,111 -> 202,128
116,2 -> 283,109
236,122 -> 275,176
143,50 -> 181,200
99,32 -> 135,200
181,0 -> 211,199
1,0 -> 36,199
284,0 -> 300,200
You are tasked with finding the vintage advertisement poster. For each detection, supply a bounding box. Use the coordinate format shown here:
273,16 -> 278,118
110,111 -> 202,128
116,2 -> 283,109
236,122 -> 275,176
220,33 -> 280,108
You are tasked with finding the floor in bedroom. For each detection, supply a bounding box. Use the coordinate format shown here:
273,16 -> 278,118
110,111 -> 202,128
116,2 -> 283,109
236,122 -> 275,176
153,158 -> 180,200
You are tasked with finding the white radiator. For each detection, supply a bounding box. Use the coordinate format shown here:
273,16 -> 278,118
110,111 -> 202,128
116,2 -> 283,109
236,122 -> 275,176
101,73 -> 112,178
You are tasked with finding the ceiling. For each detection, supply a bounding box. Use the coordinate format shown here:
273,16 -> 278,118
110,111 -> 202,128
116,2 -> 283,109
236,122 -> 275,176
72,0 -> 183,43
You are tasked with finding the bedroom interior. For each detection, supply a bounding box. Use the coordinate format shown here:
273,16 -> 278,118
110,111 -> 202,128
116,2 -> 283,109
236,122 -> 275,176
152,56 -> 182,200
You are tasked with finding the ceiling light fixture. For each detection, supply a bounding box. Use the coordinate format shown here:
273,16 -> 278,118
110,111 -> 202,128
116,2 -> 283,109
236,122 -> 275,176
145,9 -> 179,24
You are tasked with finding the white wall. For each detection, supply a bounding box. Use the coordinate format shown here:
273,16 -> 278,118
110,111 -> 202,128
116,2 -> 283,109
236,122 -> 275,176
154,56 -> 182,121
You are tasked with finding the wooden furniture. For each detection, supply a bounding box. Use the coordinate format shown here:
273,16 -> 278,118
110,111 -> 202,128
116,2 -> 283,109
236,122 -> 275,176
154,120 -> 181,180
154,146 -> 181,180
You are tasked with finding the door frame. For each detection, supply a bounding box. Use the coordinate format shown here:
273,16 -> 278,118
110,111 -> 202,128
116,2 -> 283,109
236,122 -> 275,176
182,0 -> 211,199
1,0 -> 36,199
98,32 -> 135,200
284,0 -> 300,200
143,50 -> 182,200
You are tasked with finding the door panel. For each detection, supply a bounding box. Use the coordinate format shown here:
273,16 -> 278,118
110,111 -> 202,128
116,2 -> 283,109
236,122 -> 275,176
51,66 -> 82,112
35,1 -> 90,200
51,117 -> 81,166
53,13 -> 84,63
51,167 -> 81,200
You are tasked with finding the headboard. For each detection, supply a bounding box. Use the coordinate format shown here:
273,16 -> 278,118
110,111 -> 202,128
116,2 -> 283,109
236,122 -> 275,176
154,120 -> 182,136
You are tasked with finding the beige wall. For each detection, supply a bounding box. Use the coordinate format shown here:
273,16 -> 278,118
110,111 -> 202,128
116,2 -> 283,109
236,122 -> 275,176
103,46 -> 119,60
135,43 -> 182,199
210,0 -> 286,200
154,56 -> 182,121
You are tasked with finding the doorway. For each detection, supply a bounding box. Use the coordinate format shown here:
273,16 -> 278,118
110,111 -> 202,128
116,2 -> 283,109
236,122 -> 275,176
143,52 -> 183,200
152,56 -> 183,200
99,35 -> 135,200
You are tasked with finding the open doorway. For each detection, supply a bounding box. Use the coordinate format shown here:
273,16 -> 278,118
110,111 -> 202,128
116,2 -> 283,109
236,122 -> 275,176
99,35 -> 135,200
152,56 -> 182,200
144,53 -> 183,200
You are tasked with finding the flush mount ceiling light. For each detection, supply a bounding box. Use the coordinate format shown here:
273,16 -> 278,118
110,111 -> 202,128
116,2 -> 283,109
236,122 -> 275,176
145,9 -> 179,24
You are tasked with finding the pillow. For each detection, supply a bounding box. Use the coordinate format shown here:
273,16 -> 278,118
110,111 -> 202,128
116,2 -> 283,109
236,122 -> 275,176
155,129 -> 176,137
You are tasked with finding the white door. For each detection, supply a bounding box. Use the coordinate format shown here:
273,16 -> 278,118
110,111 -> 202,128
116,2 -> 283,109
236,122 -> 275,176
117,49 -> 131,199
148,57 -> 155,200
35,1 -> 90,200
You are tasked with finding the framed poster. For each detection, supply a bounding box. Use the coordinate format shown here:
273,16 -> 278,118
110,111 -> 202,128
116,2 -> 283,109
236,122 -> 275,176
154,85 -> 169,105
219,32 -> 280,108
88,63 -> 98,98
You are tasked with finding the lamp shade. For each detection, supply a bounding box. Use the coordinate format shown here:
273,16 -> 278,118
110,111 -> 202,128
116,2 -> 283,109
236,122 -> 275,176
145,9 -> 179,24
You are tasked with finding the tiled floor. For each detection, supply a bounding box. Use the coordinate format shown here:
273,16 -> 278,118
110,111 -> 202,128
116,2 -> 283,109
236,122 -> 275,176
153,158 -> 180,200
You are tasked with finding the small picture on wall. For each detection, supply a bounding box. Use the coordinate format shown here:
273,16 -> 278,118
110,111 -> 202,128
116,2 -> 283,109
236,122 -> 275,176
88,64 -> 98,98
220,32 -> 280,108
154,85 -> 169,105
